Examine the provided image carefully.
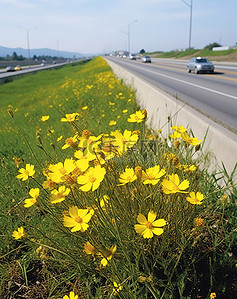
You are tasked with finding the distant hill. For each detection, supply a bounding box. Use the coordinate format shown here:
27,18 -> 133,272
0,45 -> 86,59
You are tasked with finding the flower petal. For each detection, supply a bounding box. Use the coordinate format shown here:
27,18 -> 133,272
71,223 -> 82,232
142,228 -> 153,239
179,179 -> 190,190
63,216 -> 77,227
137,213 -> 147,224
152,227 -> 164,236
148,211 -> 156,223
152,219 -> 167,227
69,206 -> 79,218
134,224 -> 146,234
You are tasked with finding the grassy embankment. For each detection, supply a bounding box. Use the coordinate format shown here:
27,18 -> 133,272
0,57 -> 236,298
148,48 -> 237,61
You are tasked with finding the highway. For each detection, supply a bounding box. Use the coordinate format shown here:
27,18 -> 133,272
0,62 -> 70,81
106,56 -> 237,134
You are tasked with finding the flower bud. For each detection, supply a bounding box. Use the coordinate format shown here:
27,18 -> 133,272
174,140 -> 180,148
141,109 -> 147,120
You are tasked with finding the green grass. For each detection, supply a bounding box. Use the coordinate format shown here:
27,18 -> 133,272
0,58 -> 138,161
0,56 -> 236,299
149,48 -> 237,59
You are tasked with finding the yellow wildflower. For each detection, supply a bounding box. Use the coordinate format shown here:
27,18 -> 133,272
100,245 -> 117,266
63,291 -> 78,299
63,206 -> 92,232
12,227 -> 25,240
42,172 -> 56,190
16,164 -> 35,181
113,281 -> 123,295
169,131 -> 181,139
162,174 -> 189,194
183,164 -> 197,172
48,159 -> 76,183
24,188 -> 39,208
110,129 -> 139,155
118,167 -> 137,185
62,135 -> 78,150
84,242 -> 97,256
41,115 -> 49,121
100,195 -> 109,209
77,165 -> 106,192
57,135 -> 63,142
186,192 -> 204,205
109,120 -> 117,126
142,165 -> 166,185
134,211 -> 166,239
50,186 -> 70,204
181,132 -> 202,146
127,110 -> 146,123
61,113 -> 79,122
210,293 -> 216,299
171,125 -> 187,133
74,150 -> 95,170
82,105 -> 88,110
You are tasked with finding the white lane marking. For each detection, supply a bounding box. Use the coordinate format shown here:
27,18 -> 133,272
128,63 -> 237,100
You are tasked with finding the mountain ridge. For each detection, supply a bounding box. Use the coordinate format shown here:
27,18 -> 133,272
0,45 -> 88,59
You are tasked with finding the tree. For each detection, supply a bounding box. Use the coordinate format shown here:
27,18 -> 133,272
12,51 -> 18,60
204,42 -> 222,51
139,49 -> 145,54
18,55 -> 24,61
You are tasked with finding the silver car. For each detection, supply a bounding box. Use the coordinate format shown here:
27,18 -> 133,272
187,57 -> 214,74
141,56 -> 151,63
6,66 -> 15,72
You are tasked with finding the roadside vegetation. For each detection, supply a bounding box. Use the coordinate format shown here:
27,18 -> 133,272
147,47 -> 237,61
0,57 -> 236,298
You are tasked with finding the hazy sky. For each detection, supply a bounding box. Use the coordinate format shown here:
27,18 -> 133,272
1,0 -> 237,54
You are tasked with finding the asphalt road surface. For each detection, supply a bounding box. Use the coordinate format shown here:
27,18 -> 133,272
106,56 -> 237,134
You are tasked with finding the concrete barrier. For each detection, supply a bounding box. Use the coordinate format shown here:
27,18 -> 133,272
105,58 -> 237,184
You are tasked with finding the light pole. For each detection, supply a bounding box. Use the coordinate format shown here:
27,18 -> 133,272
128,20 -> 137,54
18,26 -> 36,67
57,40 -> 60,58
181,0 -> 193,49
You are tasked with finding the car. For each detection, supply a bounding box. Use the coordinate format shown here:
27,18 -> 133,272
129,53 -> 136,60
14,65 -> 22,71
6,66 -> 15,72
187,57 -> 214,74
141,56 -> 151,63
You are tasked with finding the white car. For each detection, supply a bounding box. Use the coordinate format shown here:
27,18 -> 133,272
129,54 -> 136,60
